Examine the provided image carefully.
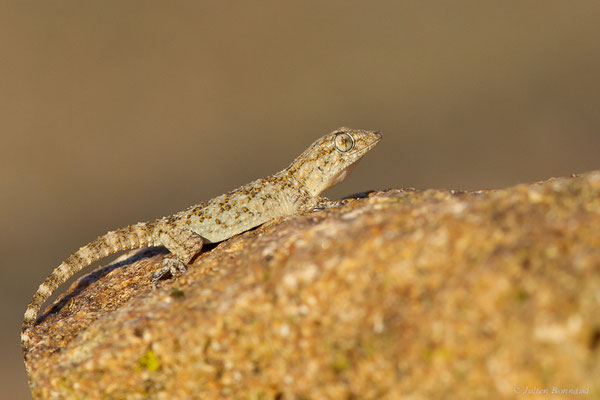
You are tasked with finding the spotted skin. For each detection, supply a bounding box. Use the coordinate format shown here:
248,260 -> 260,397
21,127 -> 382,353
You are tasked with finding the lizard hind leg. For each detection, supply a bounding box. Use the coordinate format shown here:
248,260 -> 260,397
152,227 -> 204,281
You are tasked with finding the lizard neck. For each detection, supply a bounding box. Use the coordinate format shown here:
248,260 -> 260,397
267,171 -> 314,212
283,157 -> 360,198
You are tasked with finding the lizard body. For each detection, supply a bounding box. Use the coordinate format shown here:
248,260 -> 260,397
21,127 -> 381,353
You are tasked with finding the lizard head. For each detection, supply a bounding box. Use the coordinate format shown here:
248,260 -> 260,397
288,127 -> 382,196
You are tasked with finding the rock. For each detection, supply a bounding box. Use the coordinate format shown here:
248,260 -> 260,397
25,172 -> 600,399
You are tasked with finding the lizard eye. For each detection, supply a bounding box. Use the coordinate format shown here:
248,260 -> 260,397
334,133 -> 354,152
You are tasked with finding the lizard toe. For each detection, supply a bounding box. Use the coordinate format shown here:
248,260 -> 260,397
151,258 -> 187,281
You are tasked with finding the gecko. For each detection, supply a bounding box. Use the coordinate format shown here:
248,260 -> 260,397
21,127 -> 382,353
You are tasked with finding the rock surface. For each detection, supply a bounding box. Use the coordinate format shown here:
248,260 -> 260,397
25,172 -> 600,399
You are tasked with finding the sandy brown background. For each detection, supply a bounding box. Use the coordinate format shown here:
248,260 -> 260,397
1,1 -> 599,398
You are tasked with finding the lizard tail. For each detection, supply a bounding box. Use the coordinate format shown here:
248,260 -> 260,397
21,222 -> 156,353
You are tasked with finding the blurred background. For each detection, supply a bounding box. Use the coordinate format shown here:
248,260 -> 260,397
1,1 -> 599,397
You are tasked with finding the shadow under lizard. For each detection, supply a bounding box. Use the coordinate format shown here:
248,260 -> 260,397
21,127 -> 382,353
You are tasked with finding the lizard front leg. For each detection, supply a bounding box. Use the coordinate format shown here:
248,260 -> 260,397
152,227 -> 205,281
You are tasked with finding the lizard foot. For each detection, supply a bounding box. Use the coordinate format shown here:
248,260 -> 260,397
312,197 -> 343,210
151,258 -> 187,281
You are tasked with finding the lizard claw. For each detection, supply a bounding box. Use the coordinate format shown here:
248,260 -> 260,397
151,258 -> 187,281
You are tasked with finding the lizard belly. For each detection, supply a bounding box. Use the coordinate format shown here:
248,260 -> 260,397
191,211 -> 272,243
